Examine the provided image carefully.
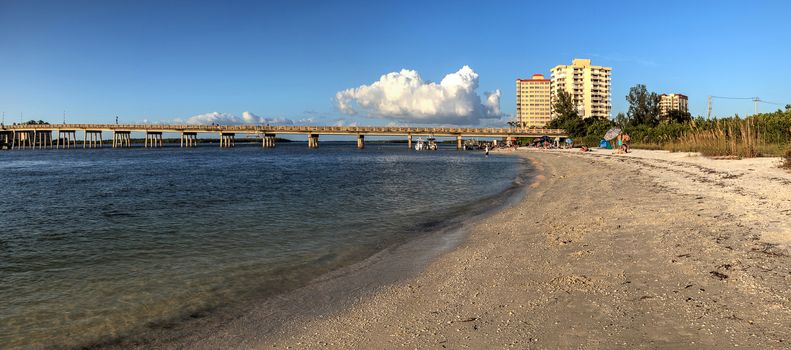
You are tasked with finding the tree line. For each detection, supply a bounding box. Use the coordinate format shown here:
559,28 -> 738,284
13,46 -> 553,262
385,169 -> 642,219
544,84 -> 791,154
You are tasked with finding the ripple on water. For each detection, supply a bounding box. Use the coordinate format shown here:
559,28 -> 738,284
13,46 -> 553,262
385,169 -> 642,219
0,143 -> 524,349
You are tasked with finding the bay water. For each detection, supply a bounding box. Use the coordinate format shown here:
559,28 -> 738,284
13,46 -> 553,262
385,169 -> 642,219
0,142 -> 524,349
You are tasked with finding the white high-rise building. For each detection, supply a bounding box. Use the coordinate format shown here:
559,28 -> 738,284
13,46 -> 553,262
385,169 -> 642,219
659,93 -> 689,117
550,58 -> 611,119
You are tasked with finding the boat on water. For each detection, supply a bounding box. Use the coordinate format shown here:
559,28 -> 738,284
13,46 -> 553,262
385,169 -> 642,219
463,138 -> 481,150
414,137 -> 438,151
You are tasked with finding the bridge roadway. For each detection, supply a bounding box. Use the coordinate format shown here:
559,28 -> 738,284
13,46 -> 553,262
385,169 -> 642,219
0,124 -> 568,149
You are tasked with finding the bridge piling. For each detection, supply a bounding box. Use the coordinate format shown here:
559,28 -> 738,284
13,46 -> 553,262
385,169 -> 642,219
84,131 -> 102,148
262,134 -> 276,148
112,131 -> 131,148
58,130 -> 77,149
357,134 -> 364,149
307,134 -> 319,149
145,132 -> 163,148
180,132 -> 196,148
408,133 -> 412,149
33,130 -> 52,149
456,135 -> 462,150
220,133 -> 235,148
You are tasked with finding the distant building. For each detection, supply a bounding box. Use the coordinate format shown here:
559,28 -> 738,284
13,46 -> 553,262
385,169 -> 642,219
659,93 -> 689,117
516,74 -> 551,128
550,58 -> 611,119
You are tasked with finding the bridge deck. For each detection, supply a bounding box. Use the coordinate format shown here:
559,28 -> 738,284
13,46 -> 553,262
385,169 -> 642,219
1,124 -> 567,138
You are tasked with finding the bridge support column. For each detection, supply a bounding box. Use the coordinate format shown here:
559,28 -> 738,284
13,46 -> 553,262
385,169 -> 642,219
84,130 -> 102,148
0,131 -> 9,149
42,130 -> 53,149
220,133 -> 235,148
263,134 -> 276,148
17,130 -> 33,149
357,134 -> 364,149
145,132 -> 163,148
113,131 -> 131,148
457,135 -> 463,150
58,130 -> 77,149
308,134 -> 319,149
31,130 -> 52,149
407,133 -> 412,149
181,132 -> 197,147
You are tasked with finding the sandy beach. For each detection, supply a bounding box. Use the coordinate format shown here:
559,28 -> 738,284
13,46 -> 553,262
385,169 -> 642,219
133,149 -> 791,349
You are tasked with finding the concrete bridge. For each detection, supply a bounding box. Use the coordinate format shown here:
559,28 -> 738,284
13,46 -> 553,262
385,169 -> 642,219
0,124 -> 568,150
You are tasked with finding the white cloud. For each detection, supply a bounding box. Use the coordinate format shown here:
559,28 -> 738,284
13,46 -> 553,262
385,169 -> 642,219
335,65 -> 503,125
332,118 -> 358,127
184,112 -> 244,125
181,111 -> 295,125
241,111 -> 259,124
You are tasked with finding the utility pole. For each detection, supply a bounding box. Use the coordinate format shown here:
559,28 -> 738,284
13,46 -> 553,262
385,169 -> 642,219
707,96 -> 712,118
753,97 -> 759,116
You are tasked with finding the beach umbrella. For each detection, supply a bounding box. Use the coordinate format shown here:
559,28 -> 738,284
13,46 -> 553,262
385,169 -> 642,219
604,127 -> 622,141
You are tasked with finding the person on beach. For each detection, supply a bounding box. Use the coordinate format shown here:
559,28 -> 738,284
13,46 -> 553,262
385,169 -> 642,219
621,133 -> 631,153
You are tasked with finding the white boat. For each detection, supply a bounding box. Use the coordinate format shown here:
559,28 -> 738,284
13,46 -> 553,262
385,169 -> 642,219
414,138 -> 426,151
427,137 -> 438,150
415,137 -> 438,151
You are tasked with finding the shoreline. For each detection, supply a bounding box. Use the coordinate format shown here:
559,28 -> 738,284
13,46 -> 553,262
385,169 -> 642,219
262,149 -> 790,348
94,153 -> 534,349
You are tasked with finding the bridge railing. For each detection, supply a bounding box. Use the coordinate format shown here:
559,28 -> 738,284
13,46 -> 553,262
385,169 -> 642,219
1,123 -> 566,136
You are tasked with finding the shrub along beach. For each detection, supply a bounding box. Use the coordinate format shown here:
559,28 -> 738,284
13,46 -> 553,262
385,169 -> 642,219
544,84 -> 791,160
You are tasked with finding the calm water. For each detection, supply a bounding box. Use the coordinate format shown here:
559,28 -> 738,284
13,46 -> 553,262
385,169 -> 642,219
0,142 -> 524,349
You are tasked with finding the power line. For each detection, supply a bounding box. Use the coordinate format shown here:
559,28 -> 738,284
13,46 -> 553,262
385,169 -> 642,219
757,100 -> 782,105
710,96 -> 755,100
707,95 -> 786,118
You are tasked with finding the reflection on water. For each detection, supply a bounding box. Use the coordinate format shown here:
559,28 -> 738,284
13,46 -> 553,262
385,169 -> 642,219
0,142 -> 521,349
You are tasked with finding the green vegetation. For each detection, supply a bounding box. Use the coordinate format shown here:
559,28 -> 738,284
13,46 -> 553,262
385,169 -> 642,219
547,85 -> 791,158
19,120 -> 50,125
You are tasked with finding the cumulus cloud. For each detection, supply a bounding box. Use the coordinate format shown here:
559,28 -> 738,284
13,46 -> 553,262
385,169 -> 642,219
335,65 -> 503,125
243,111 -> 296,125
181,112 -> 244,125
332,118 -> 358,127
180,111 -> 295,125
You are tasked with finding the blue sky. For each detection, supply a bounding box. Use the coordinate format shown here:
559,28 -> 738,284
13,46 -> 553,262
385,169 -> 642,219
1,0 -> 790,126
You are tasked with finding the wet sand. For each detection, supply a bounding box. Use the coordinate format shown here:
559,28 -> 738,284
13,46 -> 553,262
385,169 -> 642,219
127,150 -> 791,349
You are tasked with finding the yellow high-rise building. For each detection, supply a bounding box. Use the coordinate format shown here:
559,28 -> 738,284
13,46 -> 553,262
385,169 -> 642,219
515,74 -> 551,128
550,58 -> 611,119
